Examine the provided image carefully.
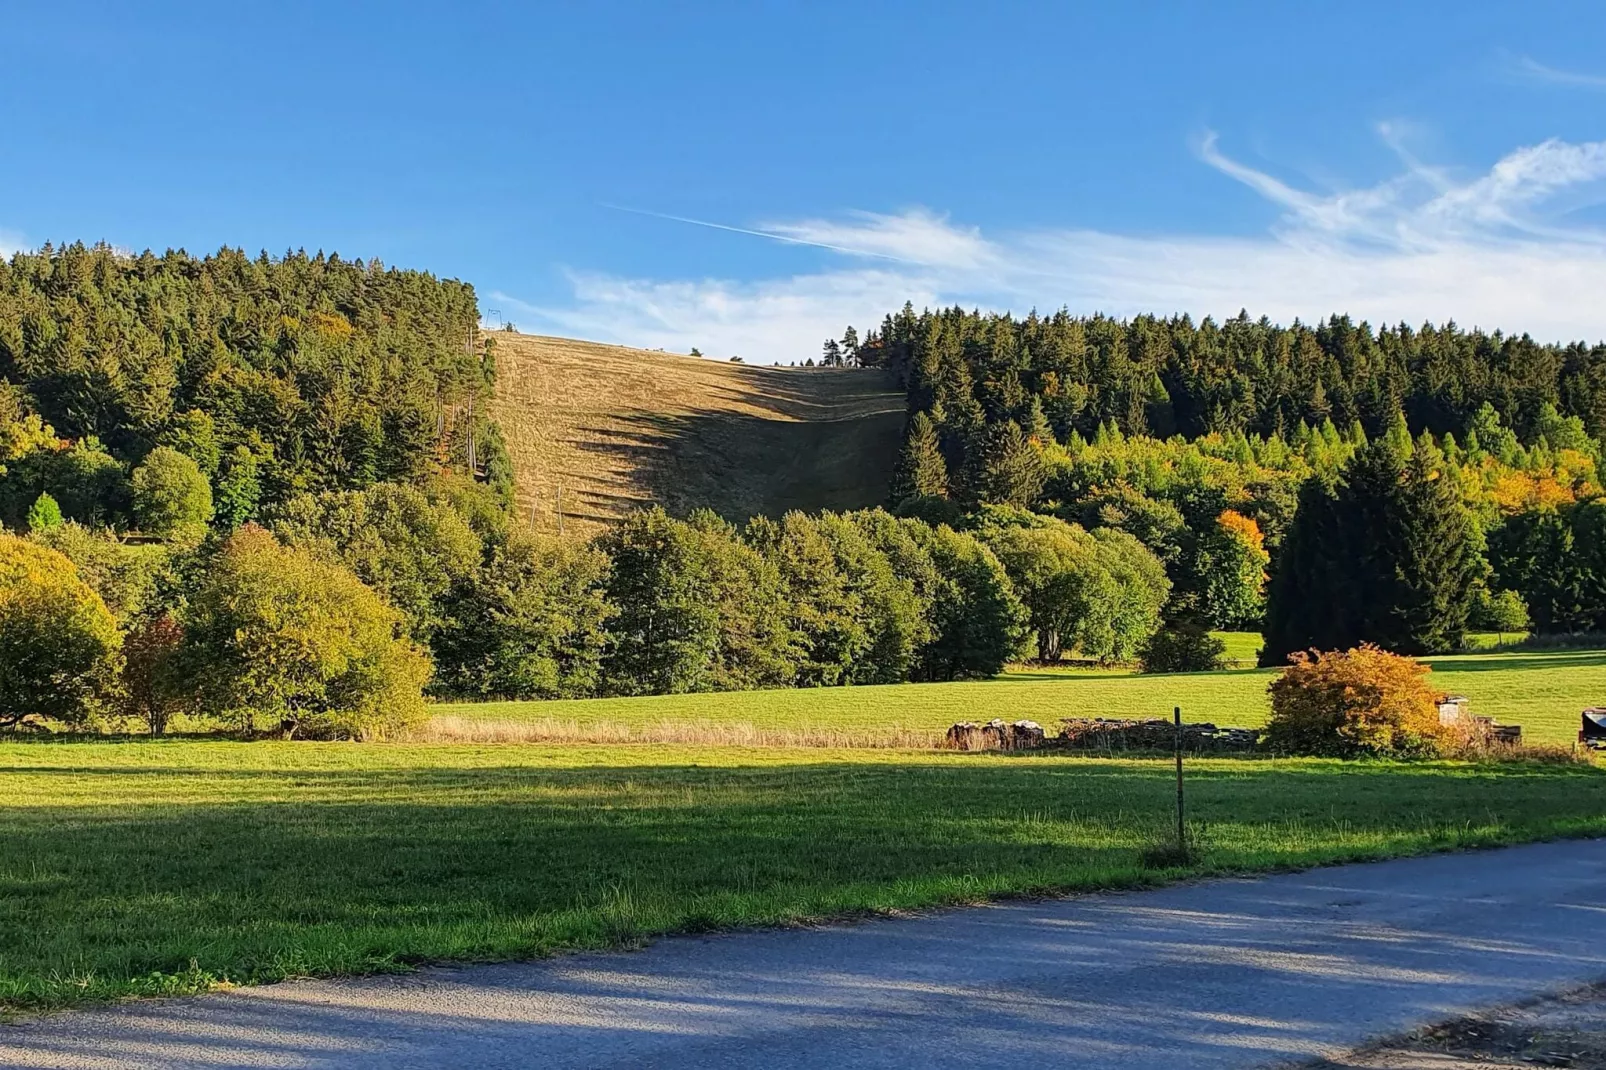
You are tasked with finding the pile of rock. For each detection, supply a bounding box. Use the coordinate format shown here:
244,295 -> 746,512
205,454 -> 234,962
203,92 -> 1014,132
1058,717 -> 1259,753
945,719 -> 1047,751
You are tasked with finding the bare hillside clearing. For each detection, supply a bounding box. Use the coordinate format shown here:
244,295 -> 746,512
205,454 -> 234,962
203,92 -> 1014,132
488,333 -> 905,537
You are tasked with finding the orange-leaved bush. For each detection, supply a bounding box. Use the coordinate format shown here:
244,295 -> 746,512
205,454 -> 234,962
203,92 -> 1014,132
1263,644 -> 1448,758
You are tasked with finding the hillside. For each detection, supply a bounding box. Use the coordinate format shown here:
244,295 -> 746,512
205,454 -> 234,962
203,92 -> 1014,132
487,332 -> 906,537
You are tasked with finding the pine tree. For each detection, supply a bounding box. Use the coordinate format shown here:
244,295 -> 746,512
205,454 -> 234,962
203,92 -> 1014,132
821,338 -> 842,367
890,412 -> 948,503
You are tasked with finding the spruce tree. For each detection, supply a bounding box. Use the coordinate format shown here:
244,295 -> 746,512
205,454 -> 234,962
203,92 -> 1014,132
1262,440 -> 1480,662
1387,445 -> 1480,653
1024,397 -> 1053,445
1338,440 -> 1410,647
973,421 -> 1045,508
1261,474 -> 1352,664
890,411 -> 948,503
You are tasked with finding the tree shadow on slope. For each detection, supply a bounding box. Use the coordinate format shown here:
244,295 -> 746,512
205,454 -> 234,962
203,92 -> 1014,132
1426,650 -> 1606,675
571,402 -> 906,524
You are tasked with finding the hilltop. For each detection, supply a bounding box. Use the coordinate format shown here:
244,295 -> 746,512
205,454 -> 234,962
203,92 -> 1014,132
487,332 -> 906,537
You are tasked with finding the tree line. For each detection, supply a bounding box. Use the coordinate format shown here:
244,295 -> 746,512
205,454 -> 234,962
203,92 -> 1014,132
839,304 -> 1606,448
1,486 -> 1191,735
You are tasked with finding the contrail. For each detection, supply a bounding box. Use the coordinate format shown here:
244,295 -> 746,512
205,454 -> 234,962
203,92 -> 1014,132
598,203 -> 906,262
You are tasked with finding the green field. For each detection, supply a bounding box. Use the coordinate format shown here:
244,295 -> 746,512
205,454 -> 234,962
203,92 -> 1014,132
3,740 -> 1605,1011
1215,629 -> 1264,664
437,647 -> 1606,746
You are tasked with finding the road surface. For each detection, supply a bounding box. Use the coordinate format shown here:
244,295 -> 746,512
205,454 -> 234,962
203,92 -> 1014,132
5,839 -> 1606,1069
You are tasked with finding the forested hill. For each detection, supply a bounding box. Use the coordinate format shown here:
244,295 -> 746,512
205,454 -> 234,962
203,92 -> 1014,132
0,242 -> 498,528
828,306 -> 1606,489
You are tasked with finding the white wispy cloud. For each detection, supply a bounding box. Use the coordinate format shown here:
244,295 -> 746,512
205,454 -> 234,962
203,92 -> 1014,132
504,131 -> 1606,362
1512,55 -> 1606,89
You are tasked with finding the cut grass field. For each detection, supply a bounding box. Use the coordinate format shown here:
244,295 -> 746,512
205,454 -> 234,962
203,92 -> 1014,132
3,740 -> 1605,1012
487,332 -> 906,539
435,646 -> 1606,747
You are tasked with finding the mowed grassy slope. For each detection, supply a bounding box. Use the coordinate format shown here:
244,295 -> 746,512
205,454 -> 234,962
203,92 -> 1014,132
3,741 -> 1605,1010
488,332 -> 906,538
438,647 -> 1606,746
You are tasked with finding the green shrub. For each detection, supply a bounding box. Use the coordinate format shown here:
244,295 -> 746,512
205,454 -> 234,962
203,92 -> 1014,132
1139,621 -> 1227,673
26,493 -> 62,533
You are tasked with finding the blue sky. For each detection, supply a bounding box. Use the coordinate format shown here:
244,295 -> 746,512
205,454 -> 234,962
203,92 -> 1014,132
6,1 -> 1606,360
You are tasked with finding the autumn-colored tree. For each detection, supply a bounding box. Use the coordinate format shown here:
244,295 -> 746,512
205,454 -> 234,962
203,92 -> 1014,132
0,533 -> 121,730
1263,644 -> 1448,758
119,613 -> 187,735
1197,509 -> 1270,629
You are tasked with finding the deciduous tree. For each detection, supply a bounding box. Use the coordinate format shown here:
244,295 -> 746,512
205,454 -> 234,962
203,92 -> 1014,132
0,533 -> 121,730
180,526 -> 431,738
131,446 -> 214,541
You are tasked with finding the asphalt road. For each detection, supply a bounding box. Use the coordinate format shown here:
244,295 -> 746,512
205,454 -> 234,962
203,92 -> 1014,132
6,839 -> 1606,1070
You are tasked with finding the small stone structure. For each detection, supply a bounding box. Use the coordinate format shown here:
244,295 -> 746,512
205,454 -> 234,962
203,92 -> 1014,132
945,719 -> 1047,751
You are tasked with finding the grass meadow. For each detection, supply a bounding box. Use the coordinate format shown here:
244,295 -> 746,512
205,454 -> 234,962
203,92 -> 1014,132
3,740 -> 1606,1012
433,644 -> 1606,747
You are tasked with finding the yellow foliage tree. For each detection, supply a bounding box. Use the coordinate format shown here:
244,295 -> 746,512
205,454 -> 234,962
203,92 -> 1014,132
0,533 -> 121,730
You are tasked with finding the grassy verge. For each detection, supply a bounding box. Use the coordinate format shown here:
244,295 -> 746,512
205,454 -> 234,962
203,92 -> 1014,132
2,740 -> 1604,1012
434,647 -> 1606,746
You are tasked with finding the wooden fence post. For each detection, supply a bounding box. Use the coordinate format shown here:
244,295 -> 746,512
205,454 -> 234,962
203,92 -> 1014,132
1173,705 -> 1185,858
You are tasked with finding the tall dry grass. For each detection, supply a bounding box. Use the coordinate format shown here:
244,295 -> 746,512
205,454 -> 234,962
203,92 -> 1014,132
411,715 -> 943,749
